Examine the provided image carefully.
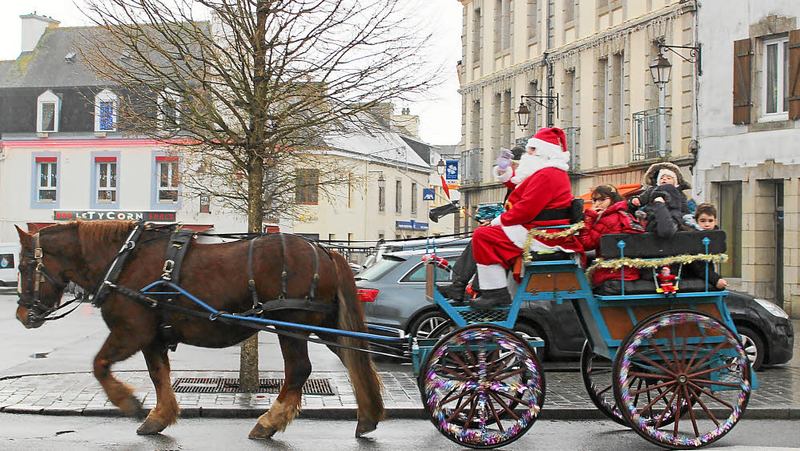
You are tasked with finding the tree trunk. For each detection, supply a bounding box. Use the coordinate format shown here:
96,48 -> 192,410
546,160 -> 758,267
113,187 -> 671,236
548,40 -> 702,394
239,0 -> 269,393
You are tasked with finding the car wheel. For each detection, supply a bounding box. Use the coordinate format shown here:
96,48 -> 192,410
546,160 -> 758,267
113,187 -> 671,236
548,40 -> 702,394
736,325 -> 765,371
408,310 -> 452,340
514,322 -> 546,361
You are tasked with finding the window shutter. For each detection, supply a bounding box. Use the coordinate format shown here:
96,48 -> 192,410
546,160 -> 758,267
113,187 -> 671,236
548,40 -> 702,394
732,38 -> 753,125
788,29 -> 800,120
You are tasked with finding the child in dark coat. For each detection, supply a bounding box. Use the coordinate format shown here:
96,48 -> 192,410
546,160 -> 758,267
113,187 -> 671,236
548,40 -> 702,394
629,162 -> 697,239
686,203 -> 728,290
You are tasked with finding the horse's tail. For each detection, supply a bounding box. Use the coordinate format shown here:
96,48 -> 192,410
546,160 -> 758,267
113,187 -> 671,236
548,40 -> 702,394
332,252 -> 385,423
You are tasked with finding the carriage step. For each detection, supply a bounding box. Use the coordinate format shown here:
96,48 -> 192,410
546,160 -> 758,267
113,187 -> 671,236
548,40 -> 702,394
171,377 -> 335,395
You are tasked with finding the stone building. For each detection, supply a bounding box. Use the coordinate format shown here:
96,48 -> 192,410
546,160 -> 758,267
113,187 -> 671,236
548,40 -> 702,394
457,0 -> 699,231
695,0 -> 800,317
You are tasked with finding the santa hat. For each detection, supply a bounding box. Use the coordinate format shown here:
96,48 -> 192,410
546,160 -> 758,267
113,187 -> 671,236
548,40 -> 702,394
526,127 -> 570,164
657,168 -> 678,183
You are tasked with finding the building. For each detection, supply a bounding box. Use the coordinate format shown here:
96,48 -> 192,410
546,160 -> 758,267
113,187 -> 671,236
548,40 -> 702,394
457,0 -> 699,231
695,0 -> 800,317
0,14 -> 441,250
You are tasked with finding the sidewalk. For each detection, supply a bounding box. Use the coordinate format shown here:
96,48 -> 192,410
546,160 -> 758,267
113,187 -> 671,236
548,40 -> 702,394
1,366 -> 798,420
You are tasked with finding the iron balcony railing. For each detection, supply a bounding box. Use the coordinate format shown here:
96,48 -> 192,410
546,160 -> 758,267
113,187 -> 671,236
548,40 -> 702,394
632,107 -> 671,161
564,126 -> 580,172
461,147 -> 483,185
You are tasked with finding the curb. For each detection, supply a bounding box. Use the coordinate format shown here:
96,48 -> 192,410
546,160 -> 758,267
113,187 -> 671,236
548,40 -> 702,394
3,405 -> 799,420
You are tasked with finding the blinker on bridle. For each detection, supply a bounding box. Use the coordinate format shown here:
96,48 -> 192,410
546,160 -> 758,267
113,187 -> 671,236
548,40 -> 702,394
17,232 -> 70,324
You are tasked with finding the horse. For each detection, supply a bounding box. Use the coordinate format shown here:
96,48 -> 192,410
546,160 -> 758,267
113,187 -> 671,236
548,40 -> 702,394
13,221 -> 383,440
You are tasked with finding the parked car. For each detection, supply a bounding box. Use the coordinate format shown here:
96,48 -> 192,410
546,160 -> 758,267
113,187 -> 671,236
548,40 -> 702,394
357,248 -> 794,370
0,242 -> 20,287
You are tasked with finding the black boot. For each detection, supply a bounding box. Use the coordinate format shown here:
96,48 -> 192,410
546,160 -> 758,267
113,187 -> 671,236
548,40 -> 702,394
471,287 -> 512,309
437,282 -> 467,302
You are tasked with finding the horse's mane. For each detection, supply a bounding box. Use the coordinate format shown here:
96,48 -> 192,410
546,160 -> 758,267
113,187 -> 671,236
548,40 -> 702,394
75,220 -> 137,244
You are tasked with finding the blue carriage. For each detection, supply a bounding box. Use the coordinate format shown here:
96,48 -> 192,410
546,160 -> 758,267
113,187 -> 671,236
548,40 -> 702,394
412,229 -> 753,449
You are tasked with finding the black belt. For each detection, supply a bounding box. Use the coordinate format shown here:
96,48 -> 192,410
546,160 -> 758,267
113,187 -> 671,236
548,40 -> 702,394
534,207 -> 571,221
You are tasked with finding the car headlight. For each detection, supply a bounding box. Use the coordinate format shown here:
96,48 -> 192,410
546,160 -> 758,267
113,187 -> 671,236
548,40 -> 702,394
754,298 -> 789,319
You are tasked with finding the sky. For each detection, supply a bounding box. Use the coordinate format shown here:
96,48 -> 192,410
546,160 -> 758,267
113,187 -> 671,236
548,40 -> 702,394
0,0 -> 463,145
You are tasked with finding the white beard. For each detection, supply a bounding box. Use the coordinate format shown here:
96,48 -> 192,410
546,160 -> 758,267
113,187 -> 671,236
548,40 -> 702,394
511,153 -> 547,184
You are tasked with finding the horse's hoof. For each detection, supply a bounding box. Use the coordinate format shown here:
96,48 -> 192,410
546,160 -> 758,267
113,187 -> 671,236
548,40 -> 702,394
355,419 -> 378,438
248,422 -> 277,440
136,418 -> 166,435
120,395 -> 145,419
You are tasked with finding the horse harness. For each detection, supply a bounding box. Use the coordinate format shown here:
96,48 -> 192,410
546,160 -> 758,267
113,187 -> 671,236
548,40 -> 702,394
17,232 -> 75,323
93,223 -> 337,349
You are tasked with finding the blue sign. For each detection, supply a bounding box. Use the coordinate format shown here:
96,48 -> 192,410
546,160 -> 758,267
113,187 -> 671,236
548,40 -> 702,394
396,220 -> 429,231
445,160 -> 459,181
422,188 -> 435,201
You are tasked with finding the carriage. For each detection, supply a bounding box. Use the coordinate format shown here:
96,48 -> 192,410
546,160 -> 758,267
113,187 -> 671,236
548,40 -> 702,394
13,221 -> 752,449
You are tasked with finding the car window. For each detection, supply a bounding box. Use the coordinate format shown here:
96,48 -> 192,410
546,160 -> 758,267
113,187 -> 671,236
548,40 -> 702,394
354,255 -> 403,281
401,261 -> 452,283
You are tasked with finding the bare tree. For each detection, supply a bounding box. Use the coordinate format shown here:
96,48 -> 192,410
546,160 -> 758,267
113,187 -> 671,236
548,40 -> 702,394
79,0 -> 437,391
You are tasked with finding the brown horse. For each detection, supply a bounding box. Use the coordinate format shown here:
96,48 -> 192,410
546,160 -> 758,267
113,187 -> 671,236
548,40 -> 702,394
14,221 -> 383,439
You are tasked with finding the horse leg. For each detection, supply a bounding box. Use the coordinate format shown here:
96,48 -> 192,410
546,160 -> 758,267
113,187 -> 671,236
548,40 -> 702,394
249,334 -> 311,440
92,332 -> 148,419
137,342 -> 179,435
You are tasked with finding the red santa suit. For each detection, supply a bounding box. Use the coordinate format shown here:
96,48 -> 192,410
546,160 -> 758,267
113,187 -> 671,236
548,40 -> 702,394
472,128 -> 584,290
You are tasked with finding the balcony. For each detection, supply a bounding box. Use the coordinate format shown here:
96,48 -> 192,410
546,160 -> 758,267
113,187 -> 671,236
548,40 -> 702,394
564,126 -> 580,172
632,107 -> 671,161
461,147 -> 483,185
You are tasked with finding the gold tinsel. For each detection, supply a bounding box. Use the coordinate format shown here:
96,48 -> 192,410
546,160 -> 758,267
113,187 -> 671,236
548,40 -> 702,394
522,221 -> 585,262
585,253 -> 729,279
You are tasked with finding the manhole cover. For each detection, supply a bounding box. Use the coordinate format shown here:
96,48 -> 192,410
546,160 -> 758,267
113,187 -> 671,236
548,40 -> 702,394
172,377 -> 335,395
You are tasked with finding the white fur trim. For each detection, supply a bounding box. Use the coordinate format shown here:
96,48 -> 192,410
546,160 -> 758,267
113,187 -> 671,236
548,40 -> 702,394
501,224 -> 577,254
477,264 -> 508,289
490,216 -> 503,227
657,168 -> 677,182
528,137 -> 570,172
496,166 -> 513,183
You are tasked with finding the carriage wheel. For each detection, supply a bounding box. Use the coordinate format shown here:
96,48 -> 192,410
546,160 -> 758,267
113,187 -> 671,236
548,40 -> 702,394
581,340 -> 683,428
420,324 -> 545,449
613,311 -> 751,449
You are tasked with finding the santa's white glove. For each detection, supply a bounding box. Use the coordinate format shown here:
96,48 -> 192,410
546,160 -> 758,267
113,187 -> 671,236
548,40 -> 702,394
490,216 -> 503,227
495,166 -> 513,183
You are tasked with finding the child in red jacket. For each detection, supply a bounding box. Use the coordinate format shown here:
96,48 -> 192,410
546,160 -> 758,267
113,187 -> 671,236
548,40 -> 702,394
578,185 -> 644,286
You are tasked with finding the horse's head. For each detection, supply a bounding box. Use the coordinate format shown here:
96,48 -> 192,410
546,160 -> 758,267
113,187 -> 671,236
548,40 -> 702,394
14,225 -> 70,329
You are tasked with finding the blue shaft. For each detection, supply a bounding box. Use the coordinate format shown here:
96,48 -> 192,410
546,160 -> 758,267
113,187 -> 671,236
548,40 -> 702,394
139,280 -> 406,343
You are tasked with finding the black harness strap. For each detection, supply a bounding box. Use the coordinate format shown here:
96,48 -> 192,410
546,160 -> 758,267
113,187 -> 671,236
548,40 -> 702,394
306,240 -> 321,301
93,221 -> 146,307
279,233 -> 289,299
161,229 -> 195,284
247,238 -> 259,308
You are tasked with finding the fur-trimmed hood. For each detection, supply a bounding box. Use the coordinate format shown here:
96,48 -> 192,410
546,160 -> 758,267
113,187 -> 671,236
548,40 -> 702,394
642,162 -> 690,190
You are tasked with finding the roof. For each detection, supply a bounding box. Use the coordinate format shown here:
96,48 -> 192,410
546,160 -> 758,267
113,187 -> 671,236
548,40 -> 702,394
323,128 -> 429,170
0,26 -> 108,89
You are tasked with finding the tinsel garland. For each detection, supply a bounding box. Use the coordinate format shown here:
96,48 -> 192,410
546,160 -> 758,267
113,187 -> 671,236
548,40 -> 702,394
522,221 -> 585,262
585,253 -> 729,279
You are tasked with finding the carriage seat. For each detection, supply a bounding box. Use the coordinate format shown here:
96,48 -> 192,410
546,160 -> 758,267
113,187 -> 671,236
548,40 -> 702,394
594,230 -> 727,295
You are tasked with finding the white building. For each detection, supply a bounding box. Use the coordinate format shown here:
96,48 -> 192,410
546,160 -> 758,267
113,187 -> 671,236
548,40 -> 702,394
695,0 -> 800,317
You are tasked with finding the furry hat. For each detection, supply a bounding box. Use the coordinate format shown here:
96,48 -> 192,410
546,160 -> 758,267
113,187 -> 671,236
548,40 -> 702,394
643,162 -> 690,190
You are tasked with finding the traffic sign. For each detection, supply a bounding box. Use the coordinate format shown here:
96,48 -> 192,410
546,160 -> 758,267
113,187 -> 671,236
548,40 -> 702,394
422,188 -> 435,201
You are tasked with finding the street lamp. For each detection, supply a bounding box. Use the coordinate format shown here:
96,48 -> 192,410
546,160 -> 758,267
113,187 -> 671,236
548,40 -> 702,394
649,52 -> 672,157
436,159 -> 446,176
377,173 -> 386,189
515,94 -> 559,130
515,102 -> 531,130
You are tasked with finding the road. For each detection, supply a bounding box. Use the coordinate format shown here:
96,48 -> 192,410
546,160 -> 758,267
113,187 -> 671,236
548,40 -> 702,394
0,415 -> 799,451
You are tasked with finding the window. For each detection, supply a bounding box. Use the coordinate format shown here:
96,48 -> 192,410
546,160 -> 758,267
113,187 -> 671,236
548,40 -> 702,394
527,0 -> 538,40
95,157 -> 117,203
158,89 -> 181,128
718,182 -> 742,278
95,89 -> 118,132
37,90 -> 60,133
494,0 -> 511,52
395,180 -> 402,214
411,182 -> 418,214
401,261 -> 452,283
378,185 -> 385,212
611,53 -> 624,137
472,7 -> 482,63
35,157 -> 57,202
564,0 -> 575,24
295,168 -> 319,204
563,70 -> 576,126
596,58 -> 609,140
200,193 -> 211,213
763,36 -> 789,117
157,156 -> 179,202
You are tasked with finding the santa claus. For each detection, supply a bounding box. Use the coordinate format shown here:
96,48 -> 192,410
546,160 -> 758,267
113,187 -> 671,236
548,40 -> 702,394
471,127 -> 584,308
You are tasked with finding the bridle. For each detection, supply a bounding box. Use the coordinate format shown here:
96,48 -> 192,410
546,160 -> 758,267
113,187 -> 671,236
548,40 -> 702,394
17,232 -> 73,324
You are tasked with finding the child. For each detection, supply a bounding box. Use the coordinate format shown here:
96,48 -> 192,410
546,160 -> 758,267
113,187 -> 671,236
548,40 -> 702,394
578,185 -> 644,286
686,203 -> 728,289
629,163 -> 692,239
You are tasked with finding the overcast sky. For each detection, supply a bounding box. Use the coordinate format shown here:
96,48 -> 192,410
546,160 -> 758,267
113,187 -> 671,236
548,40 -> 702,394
0,0 -> 463,145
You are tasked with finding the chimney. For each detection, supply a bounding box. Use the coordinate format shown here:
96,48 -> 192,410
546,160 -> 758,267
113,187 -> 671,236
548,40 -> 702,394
20,12 -> 59,54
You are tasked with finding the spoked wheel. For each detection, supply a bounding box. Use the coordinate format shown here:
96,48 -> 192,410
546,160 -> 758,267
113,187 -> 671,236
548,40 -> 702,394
420,324 -> 545,449
613,310 -> 751,449
581,340 -> 683,428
